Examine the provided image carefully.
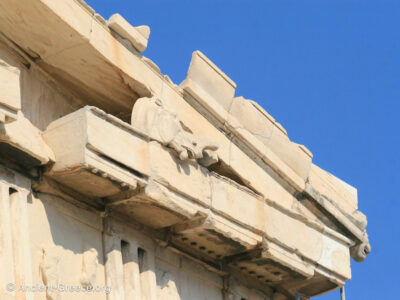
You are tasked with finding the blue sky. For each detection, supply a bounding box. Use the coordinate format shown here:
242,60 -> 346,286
86,1 -> 399,299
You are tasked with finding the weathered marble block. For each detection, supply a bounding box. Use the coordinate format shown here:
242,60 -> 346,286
0,58 -> 20,123
108,14 -> 150,53
230,96 -> 313,181
43,106 -> 149,197
0,112 -> 54,169
181,51 -> 237,111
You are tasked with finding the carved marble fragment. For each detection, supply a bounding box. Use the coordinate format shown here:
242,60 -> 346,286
0,111 -> 55,166
80,247 -> 99,288
350,240 -> 371,263
131,96 -> 218,163
40,246 -> 61,300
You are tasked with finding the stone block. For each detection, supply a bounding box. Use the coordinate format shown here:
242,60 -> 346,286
43,107 -> 149,197
181,72 -> 308,193
155,254 -> 223,300
268,126 -> 312,181
0,111 -> 54,167
28,193 -> 107,300
181,51 -> 236,111
263,202 -> 351,279
230,123 -> 305,192
227,241 -> 314,289
307,163 -> 369,242
170,211 -> 261,259
229,97 -> 276,146
108,14 -> 150,53
211,173 -> 264,233
230,96 -> 313,181
228,141 -> 298,210
149,141 -> 212,208
0,0 -> 93,60
132,179 -> 206,228
0,59 -> 21,123
308,163 -> 358,213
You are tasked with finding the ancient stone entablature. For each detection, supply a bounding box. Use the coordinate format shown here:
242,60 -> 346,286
0,1 -> 370,299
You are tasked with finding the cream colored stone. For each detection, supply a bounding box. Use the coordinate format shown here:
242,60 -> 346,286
229,96 -> 276,145
40,245 -> 63,300
264,202 -> 351,279
267,126 -> 312,181
1,0 -> 304,191
0,1 -> 371,299
148,142 -> 212,206
0,111 -> 55,166
230,121 -> 306,192
9,189 -> 34,300
181,51 -> 236,111
76,0 -> 95,15
208,212 -> 262,249
169,81 -> 305,204
121,241 -> 142,300
305,181 -> 370,263
0,184 -> 17,298
108,14 -> 150,53
229,278 -> 271,300
0,0 -> 93,59
228,140 -> 299,208
105,218 -> 159,300
181,55 -> 309,188
103,234 -> 125,300
0,170 -> 34,300
230,96 -> 313,181
43,107 -> 149,196
132,96 -> 218,162
0,58 -> 20,121
141,178 -> 210,227
308,163 -> 358,213
136,26 -> 151,40
0,0 -> 152,116
262,239 -> 315,279
180,75 -> 307,194
211,173 -> 264,233
28,193 -> 107,300
80,247 -> 99,288
156,257 -> 223,299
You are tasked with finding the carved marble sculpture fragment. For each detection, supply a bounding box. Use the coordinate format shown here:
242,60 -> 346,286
131,96 -> 218,164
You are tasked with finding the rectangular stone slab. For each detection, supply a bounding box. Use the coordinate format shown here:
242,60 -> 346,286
107,14 -> 149,53
0,59 -> 20,106
181,51 -> 236,111
43,106 -> 150,197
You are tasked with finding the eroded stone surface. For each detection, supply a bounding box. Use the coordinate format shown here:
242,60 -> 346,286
108,13 -> 150,53
230,96 -> 313,181
0,1 -> 370,299
131,96 -> 218,163
0,57 -> 20,123
181,51 -> 237,111
0,111 -> 55,167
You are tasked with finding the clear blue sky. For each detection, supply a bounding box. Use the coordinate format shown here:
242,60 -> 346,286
86,1 -> 399,299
